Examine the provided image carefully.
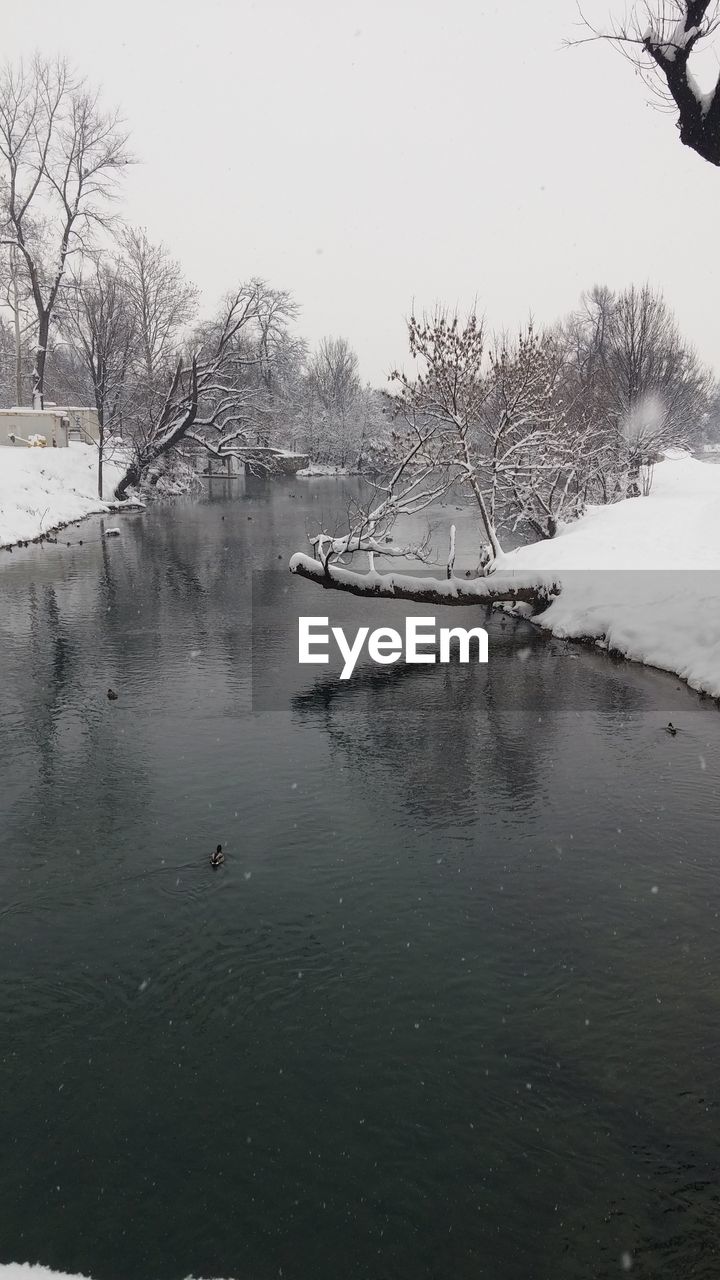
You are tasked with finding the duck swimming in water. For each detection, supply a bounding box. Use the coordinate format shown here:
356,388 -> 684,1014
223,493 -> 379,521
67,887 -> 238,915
210,844 -> 224,867
107,688 -> 119,701
665,722 -> 678,736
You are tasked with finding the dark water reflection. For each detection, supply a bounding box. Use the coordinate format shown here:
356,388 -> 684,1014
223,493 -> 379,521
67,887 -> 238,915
0,477 -> 719,1280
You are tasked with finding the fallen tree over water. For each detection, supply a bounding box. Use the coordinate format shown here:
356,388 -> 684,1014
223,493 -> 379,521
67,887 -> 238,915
289,552 -> 559,612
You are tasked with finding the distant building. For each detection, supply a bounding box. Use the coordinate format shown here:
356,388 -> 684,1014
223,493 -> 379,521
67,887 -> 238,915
0,408 -> 71,448
44,405 -> 100,444
0,405 -> 101,449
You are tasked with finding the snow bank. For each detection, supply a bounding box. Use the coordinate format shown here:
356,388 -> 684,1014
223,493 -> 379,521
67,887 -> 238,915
297,463 -> 361,477
0,445 -> 133,548
0,1269 -> 228,1280
0,1269 -> 229,1280
0,1268 -> 90,1280
501,456 -> 720,697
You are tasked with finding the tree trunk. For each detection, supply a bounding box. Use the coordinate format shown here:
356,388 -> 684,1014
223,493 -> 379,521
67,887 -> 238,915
97,408 -> 105,500
10,251 -> 23,406
32,312 -> 50,410
115,461 -> 141,501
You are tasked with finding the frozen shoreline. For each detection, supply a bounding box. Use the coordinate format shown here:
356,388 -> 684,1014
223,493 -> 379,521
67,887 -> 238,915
0,445 -> 138,549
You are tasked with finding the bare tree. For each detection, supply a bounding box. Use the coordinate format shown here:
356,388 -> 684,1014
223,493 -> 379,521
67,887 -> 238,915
0,311 -> 19,403
607,284 -> 710,475
307,335 -> 362,464
0,57 -> 132,406
559,282 -> 711,495
309,335 -> 360,415
120,226 -> 198,385
59,262 -> 139,497
575,2 -> 720,165
247,286 -> 300,445
250,324 -> 306,449
0,243 -> 35,401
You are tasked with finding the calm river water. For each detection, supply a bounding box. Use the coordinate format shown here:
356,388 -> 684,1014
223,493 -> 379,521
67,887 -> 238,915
0,476 -> 719,1280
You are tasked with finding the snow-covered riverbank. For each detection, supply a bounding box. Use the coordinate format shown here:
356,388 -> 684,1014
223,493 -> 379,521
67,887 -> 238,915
290,454 -> 720,698
297,462 -> 363,477
0,1270 -> 217,1280
3,444 -> 718,697
0,445 -> 134,548
501,454 -> 720,697
0,1269 -> 89,1280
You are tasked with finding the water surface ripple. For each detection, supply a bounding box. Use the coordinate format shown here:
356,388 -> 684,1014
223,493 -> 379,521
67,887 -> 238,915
0,480 -> 719,1280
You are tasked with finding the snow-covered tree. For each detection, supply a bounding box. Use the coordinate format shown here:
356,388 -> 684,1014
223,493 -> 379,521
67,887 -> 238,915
385,311 -> 603,553
309,335 -> 360,417
113,278 -> 297,498
289,287 -> 711,609
291,307 -> 608,608
485,325 -> 604,538
389,309 -> 503,559
56,261 -> 139,497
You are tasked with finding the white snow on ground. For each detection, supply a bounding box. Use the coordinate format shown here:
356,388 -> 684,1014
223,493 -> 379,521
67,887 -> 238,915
0,445 -> 132,547
0,1268 -> 90,1280
500,456 -> 720,697
0,1269 -> 228,1280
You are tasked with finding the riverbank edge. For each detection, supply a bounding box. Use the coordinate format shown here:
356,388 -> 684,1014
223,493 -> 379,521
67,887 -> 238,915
525,610 -> 720,707
0,497 -> 146,552
501,457 -> 720,700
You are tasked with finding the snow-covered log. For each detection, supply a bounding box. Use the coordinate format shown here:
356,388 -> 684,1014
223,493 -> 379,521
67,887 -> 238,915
289,552 -> 558,610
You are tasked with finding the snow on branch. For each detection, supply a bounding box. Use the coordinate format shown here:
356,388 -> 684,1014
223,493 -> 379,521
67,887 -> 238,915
113,279 -> 298,497
573,2 -> 720,165
289,552 -> 559,610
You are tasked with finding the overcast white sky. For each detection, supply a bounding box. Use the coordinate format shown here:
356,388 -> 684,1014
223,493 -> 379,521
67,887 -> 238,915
5,0 -> 720,383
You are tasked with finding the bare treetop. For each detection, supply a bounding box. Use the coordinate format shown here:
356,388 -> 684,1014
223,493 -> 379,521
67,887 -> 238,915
120,226 -> 198,383
0,55 -> 132,404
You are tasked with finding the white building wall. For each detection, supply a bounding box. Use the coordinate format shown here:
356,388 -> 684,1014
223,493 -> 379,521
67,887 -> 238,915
0,410 -> 70,448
